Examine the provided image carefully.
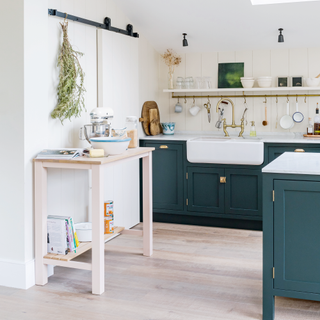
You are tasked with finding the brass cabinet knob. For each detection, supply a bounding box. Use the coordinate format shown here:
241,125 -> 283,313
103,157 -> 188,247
294,149 -> 305,152
220,177 -> 226,183
160,145 -> 168,149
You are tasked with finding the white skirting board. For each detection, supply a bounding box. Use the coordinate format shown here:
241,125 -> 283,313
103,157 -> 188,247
0,259 -> 36,289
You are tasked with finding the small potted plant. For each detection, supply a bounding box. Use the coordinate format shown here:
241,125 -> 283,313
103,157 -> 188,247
161,49 -> 181,89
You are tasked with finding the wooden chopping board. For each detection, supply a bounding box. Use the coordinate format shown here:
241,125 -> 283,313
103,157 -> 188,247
303,134 -> 320,138
139,101 -> 162,135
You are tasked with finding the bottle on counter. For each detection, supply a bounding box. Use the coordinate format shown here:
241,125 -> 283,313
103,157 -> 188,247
307,117 -> 314,135
250,121 -> 256,137
314,104 -> 320,135
125,116 -> 138,148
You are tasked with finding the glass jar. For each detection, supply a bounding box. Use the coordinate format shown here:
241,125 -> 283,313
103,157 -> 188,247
176,76 -> 184,89
125,116 -> 138,148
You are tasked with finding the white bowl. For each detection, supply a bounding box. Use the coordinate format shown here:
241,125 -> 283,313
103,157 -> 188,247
90,137 -> 131,155
306,78 -> 320,87
241,79 -> 255,88
257,77 -> 272,88
240,77 -> 254,80
75,222 -> 92,242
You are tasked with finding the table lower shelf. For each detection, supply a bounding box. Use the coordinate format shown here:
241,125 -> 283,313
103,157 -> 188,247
44,226 -> 125,262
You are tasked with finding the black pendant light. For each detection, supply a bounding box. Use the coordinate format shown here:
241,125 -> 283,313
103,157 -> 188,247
182,33 -> 188,47
278,28 -> 284,43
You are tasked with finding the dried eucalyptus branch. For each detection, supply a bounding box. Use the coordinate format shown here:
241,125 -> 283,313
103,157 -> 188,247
51,21 -> 86,124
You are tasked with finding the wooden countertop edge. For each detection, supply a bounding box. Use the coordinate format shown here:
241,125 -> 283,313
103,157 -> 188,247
33,147 -> 155,165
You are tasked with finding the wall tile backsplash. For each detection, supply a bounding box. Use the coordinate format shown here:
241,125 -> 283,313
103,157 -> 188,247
158,48 -> 320,134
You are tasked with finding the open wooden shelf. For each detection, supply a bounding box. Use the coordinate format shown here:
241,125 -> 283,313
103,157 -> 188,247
44,226 -> 125,262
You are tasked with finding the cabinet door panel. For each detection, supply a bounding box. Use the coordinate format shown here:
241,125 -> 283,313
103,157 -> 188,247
225,169 -> 261,217
274,180 -> 320,294
144,142 -> 184,211
187,167 -> 224,214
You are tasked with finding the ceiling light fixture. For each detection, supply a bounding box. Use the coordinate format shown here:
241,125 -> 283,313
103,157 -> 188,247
278,28 -> 284,42
182,33 -> 188,47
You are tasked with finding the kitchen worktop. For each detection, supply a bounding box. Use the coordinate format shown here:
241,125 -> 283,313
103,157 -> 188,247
140,131 -> 320,144
262,152 -> 320,175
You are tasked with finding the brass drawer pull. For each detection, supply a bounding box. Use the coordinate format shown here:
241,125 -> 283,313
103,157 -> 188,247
160,145 -> 168,149
220,177 -> 226,183
294,149 -> 305,152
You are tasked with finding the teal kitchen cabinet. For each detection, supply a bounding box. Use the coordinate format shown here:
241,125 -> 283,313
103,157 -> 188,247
225,168 -> 261,217
187,167 -> 225,214
186,166 -> 261,218
273,180 -> 320,294
140,139 -> 263,228
262,153 -> 320,319
142,141 -> 184,212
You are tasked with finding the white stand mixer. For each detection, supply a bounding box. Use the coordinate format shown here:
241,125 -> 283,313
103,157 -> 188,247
82,107 -> 114,144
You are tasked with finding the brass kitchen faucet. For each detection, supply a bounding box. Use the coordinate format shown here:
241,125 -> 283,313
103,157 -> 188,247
216,98 -> 247,137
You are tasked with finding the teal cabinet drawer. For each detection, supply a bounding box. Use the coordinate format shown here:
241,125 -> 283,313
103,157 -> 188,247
268,145 -> 320,163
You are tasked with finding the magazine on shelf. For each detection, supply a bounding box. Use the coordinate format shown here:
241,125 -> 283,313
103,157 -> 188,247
47,215 -> 79,253
36,148 -> 84,160
47,218 -> 68,255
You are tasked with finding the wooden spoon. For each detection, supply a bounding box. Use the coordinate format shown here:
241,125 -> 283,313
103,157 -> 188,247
262,105 -> 268,126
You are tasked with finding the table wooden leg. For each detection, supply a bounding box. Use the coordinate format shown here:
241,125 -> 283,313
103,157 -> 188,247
91,165 -> 104,295
143,152 -> 153,257
35,161 -> 48,285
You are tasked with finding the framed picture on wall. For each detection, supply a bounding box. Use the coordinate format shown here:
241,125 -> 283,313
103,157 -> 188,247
277,77 -> 288,87
218,62 -> 244,88
292,76 -> 303,87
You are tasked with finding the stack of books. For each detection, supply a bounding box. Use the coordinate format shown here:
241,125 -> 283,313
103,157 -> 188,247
47,215 -> 80,255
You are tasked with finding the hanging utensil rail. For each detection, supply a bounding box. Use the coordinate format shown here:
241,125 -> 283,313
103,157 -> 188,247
171,93 -> 320,99
48,9 -> 139,38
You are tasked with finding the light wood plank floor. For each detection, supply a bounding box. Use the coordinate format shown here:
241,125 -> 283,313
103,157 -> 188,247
1,223 -> 320,320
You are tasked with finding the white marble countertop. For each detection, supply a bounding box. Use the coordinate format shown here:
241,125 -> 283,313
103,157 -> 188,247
140,131 -> 320,144
262,152 -> 320,175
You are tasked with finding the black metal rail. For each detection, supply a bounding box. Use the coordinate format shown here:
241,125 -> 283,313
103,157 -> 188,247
48,9 -> 139,38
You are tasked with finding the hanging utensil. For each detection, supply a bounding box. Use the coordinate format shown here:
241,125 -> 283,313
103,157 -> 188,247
292,97 -> 304,123
204,103 -> 212,123
262,97 -> 268,126
275,96 -> 279,129
204,97 -> 212,123
280,99 -> 294,129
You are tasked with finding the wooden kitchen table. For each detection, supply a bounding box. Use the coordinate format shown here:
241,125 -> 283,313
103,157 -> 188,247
34,147 -> 154,295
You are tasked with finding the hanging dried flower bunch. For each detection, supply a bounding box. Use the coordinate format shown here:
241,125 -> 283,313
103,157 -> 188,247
161,49 -> 181,74
51,21 -> 86,124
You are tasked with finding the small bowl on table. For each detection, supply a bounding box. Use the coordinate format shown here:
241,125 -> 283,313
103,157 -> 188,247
90,137 -> 131,156
161,122 -> 175,135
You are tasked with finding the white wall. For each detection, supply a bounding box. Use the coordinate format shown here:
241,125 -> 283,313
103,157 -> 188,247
0,0 -> 48,289
0,0 -> 159,289
47,0 -> 159,228
158,49 -> 320,134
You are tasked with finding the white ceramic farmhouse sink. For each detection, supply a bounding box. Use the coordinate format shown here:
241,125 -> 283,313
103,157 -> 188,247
187,136 -> 264,165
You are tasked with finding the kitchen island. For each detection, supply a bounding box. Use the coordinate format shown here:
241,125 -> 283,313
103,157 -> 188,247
262,152 -> 320,320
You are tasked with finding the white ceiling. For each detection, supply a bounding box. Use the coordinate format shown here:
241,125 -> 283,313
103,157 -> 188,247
113,0 -> 320,54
